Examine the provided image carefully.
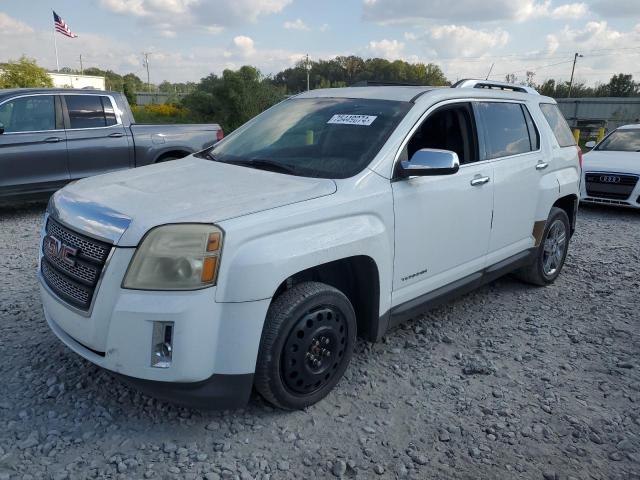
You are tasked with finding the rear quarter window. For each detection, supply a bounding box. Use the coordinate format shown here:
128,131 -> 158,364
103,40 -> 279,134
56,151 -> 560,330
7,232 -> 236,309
539,103 -> 576,147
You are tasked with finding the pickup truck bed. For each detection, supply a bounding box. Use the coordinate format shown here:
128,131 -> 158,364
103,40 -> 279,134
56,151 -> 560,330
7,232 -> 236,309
0,88 -> 222,203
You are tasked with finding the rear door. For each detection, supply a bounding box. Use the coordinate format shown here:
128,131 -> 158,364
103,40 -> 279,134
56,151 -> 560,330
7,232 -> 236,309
0,94 -> 69,198
475,101 -> 542,264
62,94 -> 131,180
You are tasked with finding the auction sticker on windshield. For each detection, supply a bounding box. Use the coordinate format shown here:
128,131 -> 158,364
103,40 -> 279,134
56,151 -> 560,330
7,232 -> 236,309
327,114 -> 377,126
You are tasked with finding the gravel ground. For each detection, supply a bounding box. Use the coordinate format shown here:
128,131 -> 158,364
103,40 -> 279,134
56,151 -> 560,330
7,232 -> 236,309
0,202 -> 639,480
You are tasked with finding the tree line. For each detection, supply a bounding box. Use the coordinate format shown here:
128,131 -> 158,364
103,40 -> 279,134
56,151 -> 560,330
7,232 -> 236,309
1,56 -> 638,132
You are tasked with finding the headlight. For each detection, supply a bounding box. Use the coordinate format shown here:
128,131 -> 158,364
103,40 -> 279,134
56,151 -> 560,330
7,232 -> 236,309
123,224 -> 223,290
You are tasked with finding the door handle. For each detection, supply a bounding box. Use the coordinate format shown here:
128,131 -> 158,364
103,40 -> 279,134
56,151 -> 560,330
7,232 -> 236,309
108,132 -> 124,138
44,137 -> 62,143
536,162 -> 549,170
470,176 -> 490,186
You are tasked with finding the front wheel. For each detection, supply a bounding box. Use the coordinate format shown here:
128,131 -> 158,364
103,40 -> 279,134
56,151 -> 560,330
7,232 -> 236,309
254,282 -> 357,410
516,207 -> 571,286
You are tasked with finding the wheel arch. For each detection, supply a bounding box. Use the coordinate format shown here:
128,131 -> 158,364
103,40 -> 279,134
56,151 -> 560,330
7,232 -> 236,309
154,149 -> 192,163
272,256 -> 382,342
552,194 -> 578,235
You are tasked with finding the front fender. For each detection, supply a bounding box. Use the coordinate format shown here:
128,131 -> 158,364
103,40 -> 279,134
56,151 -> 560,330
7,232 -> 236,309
215,213 -> 392,311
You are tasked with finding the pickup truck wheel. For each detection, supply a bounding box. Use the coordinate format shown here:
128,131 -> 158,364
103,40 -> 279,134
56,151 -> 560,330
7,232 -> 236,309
515,207 -> 570,286
255,282 -> 356,410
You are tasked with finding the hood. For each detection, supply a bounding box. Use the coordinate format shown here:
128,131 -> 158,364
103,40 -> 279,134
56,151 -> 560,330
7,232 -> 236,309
51,157 -> 336,246
583,150 -> 640,175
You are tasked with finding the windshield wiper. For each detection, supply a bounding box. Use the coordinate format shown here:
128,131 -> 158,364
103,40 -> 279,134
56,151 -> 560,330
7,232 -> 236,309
226,158 -> 297,175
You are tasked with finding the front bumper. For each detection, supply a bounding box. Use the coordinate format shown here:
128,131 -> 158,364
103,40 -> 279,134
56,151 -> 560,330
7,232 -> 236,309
40,246 -> 271,407
580,172 -> 640,209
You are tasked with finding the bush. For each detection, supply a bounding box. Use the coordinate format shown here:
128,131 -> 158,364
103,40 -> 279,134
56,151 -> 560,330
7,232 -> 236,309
0,57 -> 53,88
131,104 -> 196,124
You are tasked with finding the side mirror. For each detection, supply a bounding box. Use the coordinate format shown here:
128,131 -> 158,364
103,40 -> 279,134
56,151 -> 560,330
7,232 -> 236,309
399,149 -> 460,178
585,140 -> 596,149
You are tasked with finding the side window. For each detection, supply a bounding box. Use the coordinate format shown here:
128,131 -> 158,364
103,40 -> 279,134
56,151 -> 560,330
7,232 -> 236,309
477,102 -> 532,159
522,105 -> 540,150
66,95 -> 114,129
539,103 -> 576,147
0,96 -> 56,133
102,97 -> 118,126
400,103 -> 478,164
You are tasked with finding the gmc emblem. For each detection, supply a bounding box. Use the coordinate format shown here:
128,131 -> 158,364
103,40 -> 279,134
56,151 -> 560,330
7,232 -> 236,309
44,235 -> 78,267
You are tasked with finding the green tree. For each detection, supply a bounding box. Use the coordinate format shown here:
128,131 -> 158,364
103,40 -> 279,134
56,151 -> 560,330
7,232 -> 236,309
183,66 -> 285,132
0,57 -> 53,88
272,55 -> 449,93
607,74 -> 637,97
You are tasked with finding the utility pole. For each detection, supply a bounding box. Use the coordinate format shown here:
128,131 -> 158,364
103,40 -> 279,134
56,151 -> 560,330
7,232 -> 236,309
305,54 -> 311,91
79,54 -> 83,75
142,52 -> 151,92
568,52 -> 583,97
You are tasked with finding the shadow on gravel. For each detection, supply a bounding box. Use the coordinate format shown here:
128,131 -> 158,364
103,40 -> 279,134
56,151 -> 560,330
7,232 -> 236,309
0,200 -> 48,217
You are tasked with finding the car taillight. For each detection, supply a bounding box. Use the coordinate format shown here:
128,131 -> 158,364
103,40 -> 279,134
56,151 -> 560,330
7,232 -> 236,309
577,146 -> 583,169
216,129 -> 224,142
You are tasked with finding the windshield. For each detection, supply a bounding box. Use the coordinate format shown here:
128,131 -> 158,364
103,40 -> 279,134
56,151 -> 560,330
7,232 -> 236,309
198,97 -> 412,179
596,129 -> 640,152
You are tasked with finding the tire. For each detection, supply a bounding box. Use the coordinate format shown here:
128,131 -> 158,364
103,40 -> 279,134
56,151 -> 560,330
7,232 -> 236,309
515,207 -> 571,286
254,281 -> 357,410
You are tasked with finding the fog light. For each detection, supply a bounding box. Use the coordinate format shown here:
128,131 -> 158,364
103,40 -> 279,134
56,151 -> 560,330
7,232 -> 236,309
151,321 -> 174,368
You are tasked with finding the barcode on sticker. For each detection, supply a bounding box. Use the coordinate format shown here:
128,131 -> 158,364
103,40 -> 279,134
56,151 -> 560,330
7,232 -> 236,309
327,114 -> 377,126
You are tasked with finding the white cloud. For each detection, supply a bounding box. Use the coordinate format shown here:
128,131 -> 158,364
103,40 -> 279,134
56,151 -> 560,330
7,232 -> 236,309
100,0 -> 291,29
367,39 -> 405,59
233,35 -> 256,57
438,21 -> 640,85
551,3 -> 588,18
320,23 -> 330,32
0,12 -> 34,35
425,25 -> 509,58
0,21 -> 304,84
363,0 -> 589,23
283,19 -> 310,30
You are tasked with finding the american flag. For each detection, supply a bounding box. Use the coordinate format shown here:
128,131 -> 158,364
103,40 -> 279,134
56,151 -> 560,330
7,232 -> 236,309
53,11 -> 78,38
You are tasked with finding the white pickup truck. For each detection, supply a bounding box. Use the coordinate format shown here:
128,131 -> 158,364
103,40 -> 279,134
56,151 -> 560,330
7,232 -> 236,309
39,80 -> 581,410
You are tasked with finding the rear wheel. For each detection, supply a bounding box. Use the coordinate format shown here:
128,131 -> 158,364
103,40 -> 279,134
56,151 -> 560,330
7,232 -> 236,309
516,207 -> 570,286
254,282 -> 356,410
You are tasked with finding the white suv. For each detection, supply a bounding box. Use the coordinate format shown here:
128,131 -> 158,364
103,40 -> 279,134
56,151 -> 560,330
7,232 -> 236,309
39,80 -> 581,410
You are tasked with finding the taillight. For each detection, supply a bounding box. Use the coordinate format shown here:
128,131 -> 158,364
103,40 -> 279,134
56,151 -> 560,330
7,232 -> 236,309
216,129 -> 224,142
577,146 -> 583,169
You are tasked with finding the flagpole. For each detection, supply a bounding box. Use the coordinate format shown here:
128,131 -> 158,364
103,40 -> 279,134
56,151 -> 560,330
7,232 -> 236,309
52,10 -> 59,72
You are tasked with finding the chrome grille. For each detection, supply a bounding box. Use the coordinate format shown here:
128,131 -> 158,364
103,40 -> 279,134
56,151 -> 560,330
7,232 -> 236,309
42,259 -> 92,308
585,173 -> 639,201
41,218 -> 112,311
46,218 -> 110,263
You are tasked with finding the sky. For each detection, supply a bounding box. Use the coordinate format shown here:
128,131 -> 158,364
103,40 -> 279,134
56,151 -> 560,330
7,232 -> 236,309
0,0 -> 639,86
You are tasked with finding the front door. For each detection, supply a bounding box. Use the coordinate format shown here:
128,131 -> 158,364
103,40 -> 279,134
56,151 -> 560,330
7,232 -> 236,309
0,94 -> 69,199
391,102 -> 494,307
62,94 -> 131,180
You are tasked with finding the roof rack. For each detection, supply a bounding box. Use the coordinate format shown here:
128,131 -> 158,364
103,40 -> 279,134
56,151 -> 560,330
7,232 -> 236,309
451,79 -> 539,95
350,80 -> 425,87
